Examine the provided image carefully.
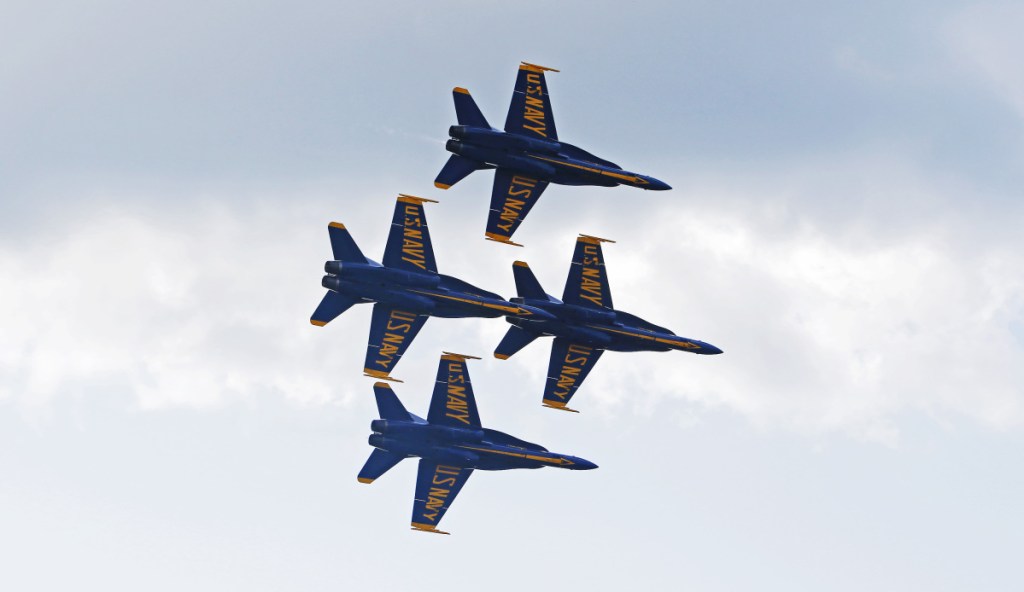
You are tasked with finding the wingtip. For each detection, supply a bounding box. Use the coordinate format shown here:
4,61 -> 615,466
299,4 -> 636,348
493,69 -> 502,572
494,352 -> 510,360
328,221 -> 346,230
397,193 -> 438,205
357,477 -> 374,484
453,86 -> 470,95
310,319 -> 327,327
372,381 -> 393,390
512,260 -> 530,268
441,351 -> 482,361
364,369 -> 403,383
520,61 -> 560,73
542,400 -> 580,413
434,181 -> 451,190
411,523 -> 451,535
485,232 -> 524,247
578,233 -> 616,244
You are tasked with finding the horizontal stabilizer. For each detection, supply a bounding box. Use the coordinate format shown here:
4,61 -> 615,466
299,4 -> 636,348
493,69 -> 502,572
310,291 -> 360,326
453,87 -> 490,128
435,154 -> 482,190
327,222 -> 367,263
512,261 -> 549,300
357,448 -> 406,484
494,325 -> 540,360
374,382 -> 412,421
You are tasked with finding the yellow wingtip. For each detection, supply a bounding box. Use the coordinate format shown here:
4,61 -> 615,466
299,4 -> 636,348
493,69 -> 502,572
434,182 -> 451,190
542,400 -> 580,413
453,87 -> 470,95
512,260 -> 530,268
372,381 -> 393,390
441,351 -> 482,361
485,232 -> 524,247
328,221 -> 346,230
578,233 -> 616,244
357,477 -> 374,484
310,319 -> 327,327
520,61 -> 560,73
494,353 -> 510,360
364,369 -> 403,383
411,522 -> 450,535
397,193 -> 438,204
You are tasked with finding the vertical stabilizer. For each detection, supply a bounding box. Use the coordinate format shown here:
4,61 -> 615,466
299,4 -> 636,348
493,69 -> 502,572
452,87 -> 490,128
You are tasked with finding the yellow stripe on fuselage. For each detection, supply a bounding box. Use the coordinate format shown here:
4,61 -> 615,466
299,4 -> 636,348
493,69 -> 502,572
527,155 -> 643,185
408,289 -> 522,315
586,324 -> 702,349
457,445 -> 570,466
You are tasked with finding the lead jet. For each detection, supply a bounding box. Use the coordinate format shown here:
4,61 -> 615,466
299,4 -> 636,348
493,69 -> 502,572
358,352 -> 597,535
310,194 -> 551,382
494,234 -> 723,412
434,61 -> 672,246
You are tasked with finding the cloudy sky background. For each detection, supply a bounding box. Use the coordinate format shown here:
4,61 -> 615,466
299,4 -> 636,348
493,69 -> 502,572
2,1 -> 1023,590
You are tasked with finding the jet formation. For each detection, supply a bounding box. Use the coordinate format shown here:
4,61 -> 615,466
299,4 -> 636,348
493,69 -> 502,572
435,61 -> 671,246
311,62 -> 722,533
358,353 -> 596,535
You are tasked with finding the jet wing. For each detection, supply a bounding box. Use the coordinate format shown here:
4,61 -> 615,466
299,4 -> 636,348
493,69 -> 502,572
485,169 -> 548,245
411,459 -> 473,535
363,303 -> 429,381
427,353 -> 482,428
562,234 -> 615,310
542,337 -> 604,412
382,194 -> 438,274
504,62 -> 558,141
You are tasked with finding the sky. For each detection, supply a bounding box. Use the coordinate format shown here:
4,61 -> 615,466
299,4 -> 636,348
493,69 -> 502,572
2,1 -> 1023,590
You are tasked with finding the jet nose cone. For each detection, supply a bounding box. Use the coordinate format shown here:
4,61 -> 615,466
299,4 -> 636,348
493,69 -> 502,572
646,177 -> 672,191
700,342 -> 724,355
569,457 -> 598,470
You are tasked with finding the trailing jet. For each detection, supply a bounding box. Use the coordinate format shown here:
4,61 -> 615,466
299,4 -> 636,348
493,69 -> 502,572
494,234 -> 723,412
434,61 -> 672,246
310,194 -> 551,382
358,352 -> 597,535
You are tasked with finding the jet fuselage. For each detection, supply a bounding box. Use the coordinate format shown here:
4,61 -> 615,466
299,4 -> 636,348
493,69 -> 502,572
445,125 -> 671,191
321,259 -> 547,319
507,296 -> 723,354
368,418 -> 596,471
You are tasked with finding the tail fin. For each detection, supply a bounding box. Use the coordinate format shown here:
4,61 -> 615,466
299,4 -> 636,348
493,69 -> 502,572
435,154 -> 482,189
328,222 -> 367,263
494,325 -> 540,360
357,449 -> 405,484
310,291 -> 359,326
373,382 -> 412,420
453,87 -> 490,128
512,261 -> 549,300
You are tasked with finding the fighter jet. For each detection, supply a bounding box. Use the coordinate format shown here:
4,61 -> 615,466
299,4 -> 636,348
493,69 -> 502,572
434,61 -> 672,246
358,352 -> 597,534
310,194 -> 550,382
494,234 -> 723,412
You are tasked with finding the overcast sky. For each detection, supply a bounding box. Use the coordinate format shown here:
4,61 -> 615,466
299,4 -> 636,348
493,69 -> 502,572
2,1 -> 1023,590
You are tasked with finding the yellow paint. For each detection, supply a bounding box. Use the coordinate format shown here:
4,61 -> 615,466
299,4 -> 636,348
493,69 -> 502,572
520,61 -> 560,73
434,182 -> 451,190
441,352 -> 482,361
408,289 -> 521,315
357,477 -> 374,484
458,445 -> 565,465
578,234 -> 615,244
310,319 -> 327,327
485,232 -> 524,247
364,368 -> 403,383
494,352 -> 510,360
542,400 -> 580,413
373,381 -> 392,390
328,221 -> 346,230
513,260 -> 530,268
528,154 -> 643,184
411,523 -> 450,535
453,87 -> 471,94
397,194 -> 438,205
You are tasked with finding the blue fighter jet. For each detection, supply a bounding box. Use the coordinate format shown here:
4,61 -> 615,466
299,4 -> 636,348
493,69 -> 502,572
310,194 -> 550,382
358,352 -> 597,534
494,234 -> 723,412
434,61 -> 672,246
